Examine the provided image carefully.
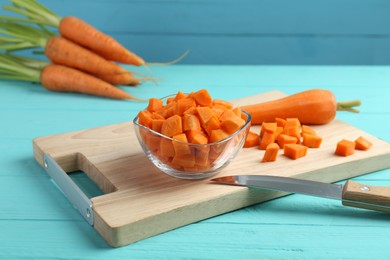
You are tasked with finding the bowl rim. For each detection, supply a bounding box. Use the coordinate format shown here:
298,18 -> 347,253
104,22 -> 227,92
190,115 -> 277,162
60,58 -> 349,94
133,107 -> 251,147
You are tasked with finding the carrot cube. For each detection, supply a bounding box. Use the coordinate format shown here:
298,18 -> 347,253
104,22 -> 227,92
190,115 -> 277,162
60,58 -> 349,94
193,89 -> 213,106
275,117 -> 286,127
259,131 -> 275,150
282,126 -> 301,141
161,115 -> 182,137
203,116 -> 221,136
213,99 -> 233,109
220,117 -> 246,134
151,119 -> 165,133
138,110 -> 153,128
284,144 -> 308,160
277,134 -> 298,148
211,105 -> 227,118
260,122 -> 277,137
261,143 -> 280,162
218,108 -> 237,122
192,133 -> 208,145
176,98 -> 196,116
172,133 -> 191,155
209,129 -> 230,143
355,136 -> 373,150
302,133 -> 322,148
335,139 -> 355,156
244,131 -> 260,148
160,138 -> 175,159
274,126 -> 284,141
197,106 -> 215,125
171,153 -> 196,168
146,98 -> 163,112
301,125 -> 316,135
182,113 -> 201,132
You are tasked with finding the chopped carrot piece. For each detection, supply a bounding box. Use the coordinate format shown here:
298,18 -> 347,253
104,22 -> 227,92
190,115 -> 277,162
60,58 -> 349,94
301,125 -> 316,135
172,133 -> 191,155
232,107 -> 242,117
218,108 -> 237,122
138,111 -> 153,128
174,91 -> 188,101
213,99 -> 233,109
176,98 -> 196,116
171,153 -> 196,168
284,144 -> 308,160
335,139 -> 355,156
193,89 -> 213,106
282,125 -> 301,141
355,136 -> 373,150
197,106 -> 215,125
302,133 -> 322,148
192,133 -> 208,144
259,131 -> 275,150
160,138 -> 175,159
147,98 -> 163,112
183,106 -> 198,115
244,131 -> 260,148
161,115 -> 182,137
209,129 -> 230,143
151,119 -> 165,133
185,129 -> 205,143
211,105 -> 227,118
182,113 -> 201,132
261,143 -> 280,162
260,122 -> 277,137
220,116 -> 246,134
275,117 -> 286,127
202,116 -> 221,136
274,126 -> 284,141
285,118 -> 301,129
277,134 -> 298,148
151,112 -> 165,120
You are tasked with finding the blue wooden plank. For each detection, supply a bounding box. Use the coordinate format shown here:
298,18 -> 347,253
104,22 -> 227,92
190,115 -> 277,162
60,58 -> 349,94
1,0 -> 390,64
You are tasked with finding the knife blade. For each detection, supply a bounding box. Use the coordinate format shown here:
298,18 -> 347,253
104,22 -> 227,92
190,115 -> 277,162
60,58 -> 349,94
211,175 -> 390,213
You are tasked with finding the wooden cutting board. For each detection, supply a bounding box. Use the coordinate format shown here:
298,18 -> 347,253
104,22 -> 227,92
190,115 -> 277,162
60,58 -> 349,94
33,91 -> 390,247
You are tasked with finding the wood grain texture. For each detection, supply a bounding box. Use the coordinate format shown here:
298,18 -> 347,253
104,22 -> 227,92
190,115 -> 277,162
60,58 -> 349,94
33,91 -> 390,247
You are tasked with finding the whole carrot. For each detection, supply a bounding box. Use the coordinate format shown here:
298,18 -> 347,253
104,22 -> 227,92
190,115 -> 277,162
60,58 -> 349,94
40,64 -> 140,100
241,89 -> 361,125
59,16 -> 145,66
2,0 -> 145,66
0,54 -> 141,100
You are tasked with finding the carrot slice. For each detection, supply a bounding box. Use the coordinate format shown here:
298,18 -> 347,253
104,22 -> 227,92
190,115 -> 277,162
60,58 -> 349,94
213,99 -> 233,109
260,122 -> 277,137
244,131 -> 260,148
355,136 -> 373,150
261,143 -> 280,162
335,139 -> 355,156
138,111 -> 153,128
182,114 -> 201,132
209,129 -> 230,143
275,117 -> 286,127
284,144 -> 308,160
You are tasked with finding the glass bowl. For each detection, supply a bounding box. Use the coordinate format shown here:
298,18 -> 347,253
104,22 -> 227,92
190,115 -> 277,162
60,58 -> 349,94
133,96 -> 251,180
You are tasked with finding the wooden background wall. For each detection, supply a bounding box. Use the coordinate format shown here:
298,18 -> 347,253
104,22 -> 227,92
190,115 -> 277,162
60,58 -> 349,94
1,0 -> 390,65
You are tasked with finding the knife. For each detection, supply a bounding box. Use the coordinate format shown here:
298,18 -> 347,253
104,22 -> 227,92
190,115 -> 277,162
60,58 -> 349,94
210,175 -> 390,213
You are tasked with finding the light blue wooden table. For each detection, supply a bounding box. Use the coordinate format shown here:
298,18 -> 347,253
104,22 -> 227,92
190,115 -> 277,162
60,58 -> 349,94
1,65 -> 390,259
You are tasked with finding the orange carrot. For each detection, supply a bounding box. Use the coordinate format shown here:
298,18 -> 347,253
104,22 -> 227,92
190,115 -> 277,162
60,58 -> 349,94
284,144 -> 308,160
244,131 -> 260,148
59,16 -> 145,66
40,64 -> 138,100
182,114 -> 201,132
261,143 -> 280,162
147,98 -> 164,112
45,36 -> 125,76
220,117 -> 246,134
335,139 -> 355,156
241,89 -> 361,125
355,136 -> 373,150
